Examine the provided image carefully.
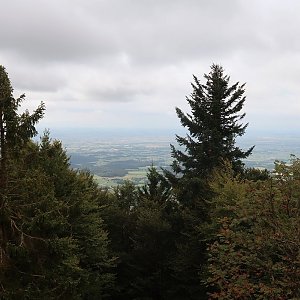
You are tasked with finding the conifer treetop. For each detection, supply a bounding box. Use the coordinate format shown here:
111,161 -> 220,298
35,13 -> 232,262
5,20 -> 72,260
171,64 -> 254,177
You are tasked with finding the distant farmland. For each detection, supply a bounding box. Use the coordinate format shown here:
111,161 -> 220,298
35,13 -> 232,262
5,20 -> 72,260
65,134 -> 300,187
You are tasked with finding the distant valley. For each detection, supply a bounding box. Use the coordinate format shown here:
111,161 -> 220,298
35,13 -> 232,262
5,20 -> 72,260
62,134 -> 300,187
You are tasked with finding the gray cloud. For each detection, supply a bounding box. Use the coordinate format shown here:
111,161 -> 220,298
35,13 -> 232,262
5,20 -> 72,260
1,0 -> 300,131
0,0 -> 257,65
0,0 -> 118,62
87,85 -> 151,103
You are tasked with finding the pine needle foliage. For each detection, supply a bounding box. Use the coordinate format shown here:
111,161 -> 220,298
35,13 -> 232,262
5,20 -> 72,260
171,64 -> 254,178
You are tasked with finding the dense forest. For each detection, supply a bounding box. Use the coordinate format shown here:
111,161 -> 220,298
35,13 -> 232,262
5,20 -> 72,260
0,64 -> 299,299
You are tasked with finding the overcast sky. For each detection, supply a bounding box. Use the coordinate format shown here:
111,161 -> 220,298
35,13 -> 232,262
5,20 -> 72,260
1,0 -> 300,135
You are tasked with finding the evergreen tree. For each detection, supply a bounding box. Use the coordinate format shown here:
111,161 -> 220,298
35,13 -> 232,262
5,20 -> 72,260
138,166 -> 172,203
0,66 -> 115,298
1,135 -> 115,299
98,181 -> 139,299
130,167 -> 175,299
0,66 -> 46,294
163,65 -> 254,298
0,65 -> 45,178
171,64 -> 253,178
99,168 -> 179,299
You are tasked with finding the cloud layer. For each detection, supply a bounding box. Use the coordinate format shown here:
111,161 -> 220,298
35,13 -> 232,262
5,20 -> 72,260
1,0 -> 300,133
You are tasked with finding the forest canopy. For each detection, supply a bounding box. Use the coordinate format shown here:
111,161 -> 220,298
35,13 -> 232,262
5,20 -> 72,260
0,65 -> 298,299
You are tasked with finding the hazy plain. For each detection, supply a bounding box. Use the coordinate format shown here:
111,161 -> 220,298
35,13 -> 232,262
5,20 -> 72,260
53,130 -> 300,187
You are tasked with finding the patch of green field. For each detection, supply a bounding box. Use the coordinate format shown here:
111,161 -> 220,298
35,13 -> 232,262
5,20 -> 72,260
125,168 -> 148,177
93,166 -> 152,187
123,168 -> 149,186
93,175 -> 119,187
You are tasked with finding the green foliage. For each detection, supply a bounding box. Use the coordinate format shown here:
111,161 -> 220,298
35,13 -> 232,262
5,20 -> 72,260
207,158 -> 300,299
163,64 -> 255,298
0,65 -> 45,169
97,182 -> 138,299
99,167 -> 182,299
171,64 -> 253,178
1,135 -> 115,299
3,64 -> 297,300
0,67 -> 115,299
242,167 -> 270,181
138,166 -> 171,203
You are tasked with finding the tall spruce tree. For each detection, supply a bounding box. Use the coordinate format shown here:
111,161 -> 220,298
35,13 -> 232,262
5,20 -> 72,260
171,64 -> 253,179
163,65 -> 254,298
